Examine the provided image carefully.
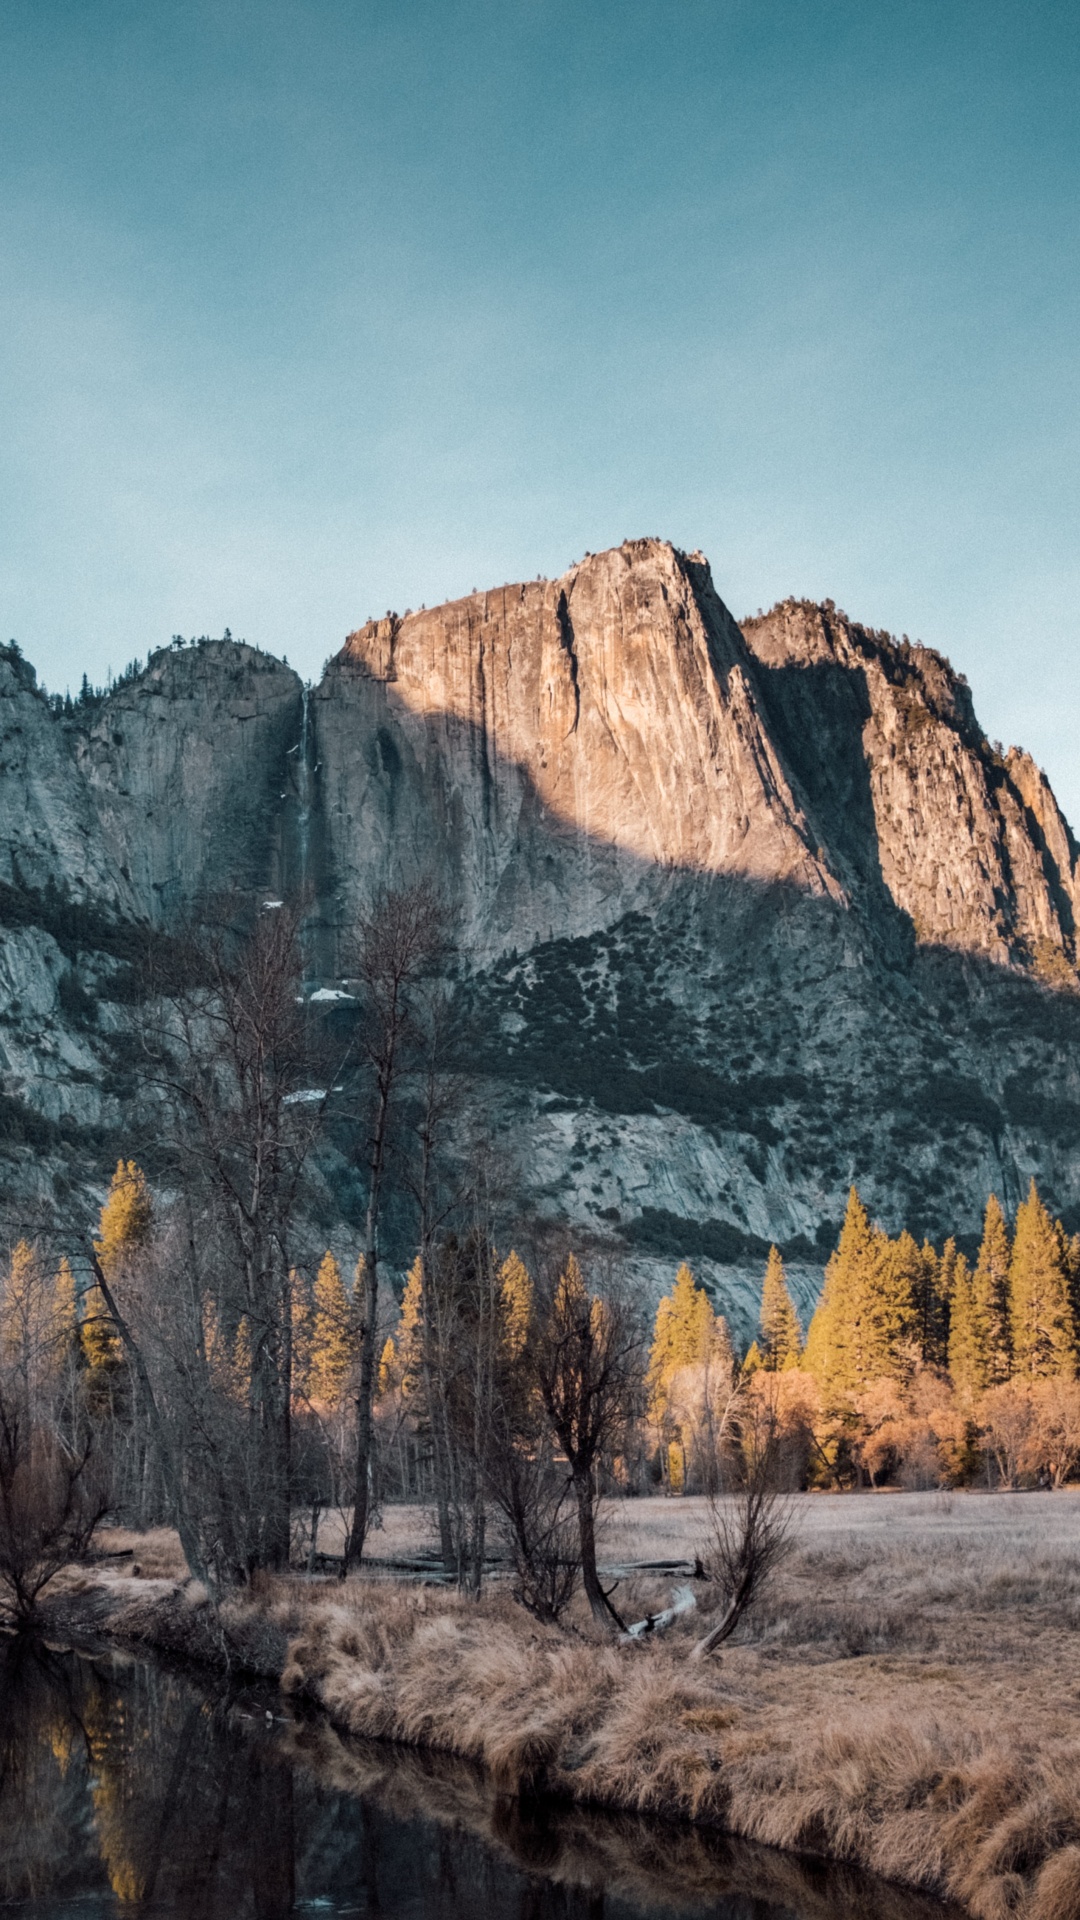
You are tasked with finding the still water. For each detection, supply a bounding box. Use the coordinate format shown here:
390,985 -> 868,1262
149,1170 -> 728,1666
0,1636 -> 951,1920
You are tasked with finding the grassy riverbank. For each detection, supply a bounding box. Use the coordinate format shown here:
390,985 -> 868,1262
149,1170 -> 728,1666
43,1492 -> 1080,1920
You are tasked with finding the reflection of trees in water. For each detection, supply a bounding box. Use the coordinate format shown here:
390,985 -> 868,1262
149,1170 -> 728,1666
0,1641 -> 952,1920
0,1637 -> 106,1904
0,1641 -> 297,1917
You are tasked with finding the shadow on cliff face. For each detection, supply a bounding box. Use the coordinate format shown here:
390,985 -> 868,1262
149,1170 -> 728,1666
747,656 -> 912,956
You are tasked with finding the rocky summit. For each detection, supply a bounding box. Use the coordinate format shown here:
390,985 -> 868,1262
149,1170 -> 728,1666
3,539 -> 1079,1335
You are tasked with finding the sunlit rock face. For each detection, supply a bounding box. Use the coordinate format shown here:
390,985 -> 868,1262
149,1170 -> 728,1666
741,598 -> 1080,973
2,543 -> 1080,1327
319,542 -> 839,952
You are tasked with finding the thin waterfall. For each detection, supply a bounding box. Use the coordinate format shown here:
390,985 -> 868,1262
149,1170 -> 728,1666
297,684 -> 312,900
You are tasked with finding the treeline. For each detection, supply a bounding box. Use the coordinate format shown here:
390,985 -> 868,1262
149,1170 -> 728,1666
718,1185 -> 1080,1492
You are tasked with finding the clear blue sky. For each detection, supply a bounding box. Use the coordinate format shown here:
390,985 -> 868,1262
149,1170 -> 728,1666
3,2 -> 1079,822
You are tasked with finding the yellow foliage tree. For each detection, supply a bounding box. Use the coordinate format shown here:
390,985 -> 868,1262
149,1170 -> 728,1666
309,1251 -> 356,1408
86,1160 -> 151,1372
647,1263 -> 719,1416
95,1160 -> 151,1275
0,1240 -> 43,1378
647,1262 -> 734,1492
498,1250 -> 532,1361
380,1257 -> 424,1399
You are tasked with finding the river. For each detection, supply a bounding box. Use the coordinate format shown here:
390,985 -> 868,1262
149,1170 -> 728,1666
0,1635 -> 954,1919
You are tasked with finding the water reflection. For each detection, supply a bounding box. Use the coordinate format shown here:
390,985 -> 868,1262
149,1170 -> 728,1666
0,1635 -> 954,1919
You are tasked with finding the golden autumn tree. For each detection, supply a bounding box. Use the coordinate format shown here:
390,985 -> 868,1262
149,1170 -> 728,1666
308,1251 -> 357,1408
290,1269 -> 314,1402
1009,1180 -> 1077,1380
95,1160 -> 152,1273
0,1241 -> 44,1389
380,1256 -> 424,1399
498,1250 -> 532,1362
647,1262 -> 734,1492
85,1161 -> 151,1374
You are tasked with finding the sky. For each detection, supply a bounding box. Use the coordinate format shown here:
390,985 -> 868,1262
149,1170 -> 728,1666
2,0 -> 1079,821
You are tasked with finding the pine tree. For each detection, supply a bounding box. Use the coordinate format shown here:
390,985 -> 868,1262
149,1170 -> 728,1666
86,1161 -> 151,1374
759,1245 -> 803,1370
912,1234 -> 949,1368
876,1230 -> 921,1378
972,1195 -> 1012,1386
308,1251 -> 356,1407
647,1263 -> 718,1417
498,1250 -> 532,1361
94,1160 -> 152,1274
804,1189 -> 914,1398
1009,1179 -> 1077,1379
381,1257 -> 424,1399
946,1251 -> 981,1399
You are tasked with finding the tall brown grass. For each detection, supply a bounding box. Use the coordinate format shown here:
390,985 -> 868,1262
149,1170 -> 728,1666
274,1576 -> 1080,1918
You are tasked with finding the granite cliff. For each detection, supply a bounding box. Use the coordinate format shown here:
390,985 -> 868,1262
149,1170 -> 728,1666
2,541 -> 1078,1334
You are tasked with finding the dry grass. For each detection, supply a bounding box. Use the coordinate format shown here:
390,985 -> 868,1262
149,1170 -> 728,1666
47,1490 -> 1080,1918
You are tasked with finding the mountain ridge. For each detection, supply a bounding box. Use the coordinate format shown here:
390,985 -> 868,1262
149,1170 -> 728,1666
2,540 -> 1079,1334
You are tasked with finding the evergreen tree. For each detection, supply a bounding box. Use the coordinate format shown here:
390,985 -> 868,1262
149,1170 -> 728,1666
759,1245 -> 803,1370
308,1252 -> 356,1408
1009,1179 -> 1077,1379
971,1194 -> 1012,1386
912,1234 -> 949,1367
498,1250 -> 532,1362
888,1229 -> 933,1369
290,1268 -> 313,1400
381,1257 -> 423,1398
946,1251 -> 981,1399
86,1159 -> 152,1380
94,1160 -> 152,1275
647,1262 -> 720,1417
805,1189 -> 914,1398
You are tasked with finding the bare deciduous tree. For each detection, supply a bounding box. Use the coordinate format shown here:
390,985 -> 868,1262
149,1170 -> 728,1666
691,1391 -> 792,1658
485,1440 -> 579,1623
0,1391 -> 105,1627
534,1255 -> 643,1631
